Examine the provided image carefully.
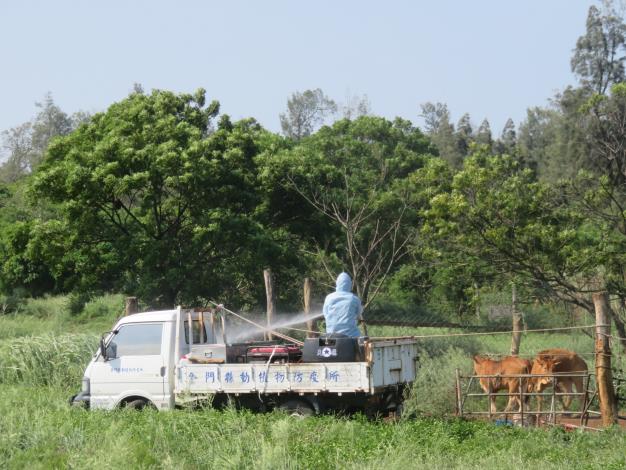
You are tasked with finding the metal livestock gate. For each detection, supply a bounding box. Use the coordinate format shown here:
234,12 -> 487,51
454,370 -> 600,428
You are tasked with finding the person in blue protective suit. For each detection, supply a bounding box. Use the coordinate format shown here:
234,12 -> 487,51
323,272 -> 362,337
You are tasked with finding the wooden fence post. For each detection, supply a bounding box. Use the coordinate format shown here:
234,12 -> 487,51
474,282 -> 481,319
593,291 -> 618,427
304,278 -> 316,338
125,297 -> 138,316
510,283 -> 522,356
264,269 -> 275,341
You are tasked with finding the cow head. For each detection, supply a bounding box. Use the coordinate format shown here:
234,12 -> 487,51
472,355 -> 487,373
472,355 -> 502,391
530,356 -> 562,391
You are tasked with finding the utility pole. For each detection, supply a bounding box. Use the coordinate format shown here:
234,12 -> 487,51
593,291 -> 618,427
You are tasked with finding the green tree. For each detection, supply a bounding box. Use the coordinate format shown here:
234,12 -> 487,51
518,3 -> 626,181
494,118 -> 516,155
474,119 -> 493,149
30,93 -> 73,163
571,2 -> 626,95
340,92 -> 371,120
32,89 -> 284,307
0,218 -> 72,297
455,113 -> 473,158
386,156 -> 492,321
425,150 -> 626,345
0,123 -> 34,182
583,82 -> 626,188
420,102 -> 461,167
578,83 -> 626,334
0,93 -> 81,182
264,116 -> 436,306
279,89 -> 337,140
518,88 -> 591,181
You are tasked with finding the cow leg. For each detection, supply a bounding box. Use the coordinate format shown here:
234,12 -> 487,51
536,394 -> 543,423
572,375 -> 584,406
557,380 -> 578,417
504,380 -> 520,412
503,395 -> 514,412
490,394 -> 498,414
571,375 -> 585,418
558,380 -> 573,410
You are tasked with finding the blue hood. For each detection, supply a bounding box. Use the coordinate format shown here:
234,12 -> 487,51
336,272 -> 352,292
324,272 -> 361,337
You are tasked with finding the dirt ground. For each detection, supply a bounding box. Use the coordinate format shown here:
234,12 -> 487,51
556,415 -> 626,431
469,413 -> 626,431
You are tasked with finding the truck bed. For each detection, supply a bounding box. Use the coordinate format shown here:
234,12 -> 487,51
176,338 -> 419,396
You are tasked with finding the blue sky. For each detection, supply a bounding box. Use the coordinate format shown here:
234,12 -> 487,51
0,0 -> 596,136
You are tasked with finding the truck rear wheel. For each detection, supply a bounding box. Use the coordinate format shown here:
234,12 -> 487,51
392,402 -> 404,420
277,399 -> 314,418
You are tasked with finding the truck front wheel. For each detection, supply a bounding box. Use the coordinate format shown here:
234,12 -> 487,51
124,398 -> 155,410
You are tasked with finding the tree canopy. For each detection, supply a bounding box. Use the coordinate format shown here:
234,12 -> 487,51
2,1 -> 626,336
30,89 -> 293,307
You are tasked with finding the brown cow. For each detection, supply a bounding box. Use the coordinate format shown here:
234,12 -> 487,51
529,349 -> 588,418
472,355 -> 533,414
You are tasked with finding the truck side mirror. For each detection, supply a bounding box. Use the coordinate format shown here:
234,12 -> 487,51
100,335 -> 108,361
100,333 -> 117,361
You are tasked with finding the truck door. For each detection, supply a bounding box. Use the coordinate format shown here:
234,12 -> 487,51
90,322 -> 167,409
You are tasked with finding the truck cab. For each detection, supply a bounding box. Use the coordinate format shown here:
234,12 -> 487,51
76,309 -> 180,410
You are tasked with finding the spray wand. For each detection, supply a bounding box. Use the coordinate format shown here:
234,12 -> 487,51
208,301 -> 303,346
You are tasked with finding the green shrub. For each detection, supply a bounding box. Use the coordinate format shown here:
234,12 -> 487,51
68,292 -> 90,316
0,290 -> 27,315
21,295 -> 69,318
79,294 -> 124,321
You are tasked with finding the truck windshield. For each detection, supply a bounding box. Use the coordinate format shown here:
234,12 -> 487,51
112,323 -> 163,356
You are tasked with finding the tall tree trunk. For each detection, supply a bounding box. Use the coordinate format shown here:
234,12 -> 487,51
593,292 -> 618,427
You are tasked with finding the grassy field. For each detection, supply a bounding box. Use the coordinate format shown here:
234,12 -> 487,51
0,295 -> 625,469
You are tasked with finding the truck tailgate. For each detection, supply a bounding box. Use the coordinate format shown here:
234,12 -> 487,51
368,339 -> 419,390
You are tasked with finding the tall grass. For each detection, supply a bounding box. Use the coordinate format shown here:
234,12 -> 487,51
0,296 -> 624,468
0,294 -> 124,339
0,384 -> 624,469
0,334 -> 97,386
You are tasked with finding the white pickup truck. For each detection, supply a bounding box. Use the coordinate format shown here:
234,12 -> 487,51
71,307 -> 420,416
